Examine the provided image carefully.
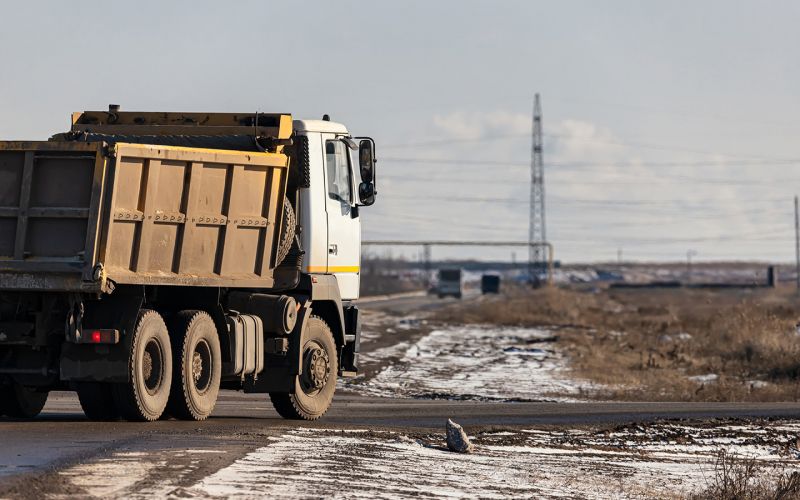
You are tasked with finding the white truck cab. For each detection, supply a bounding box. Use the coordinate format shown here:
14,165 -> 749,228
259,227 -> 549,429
294,119 -> 373,300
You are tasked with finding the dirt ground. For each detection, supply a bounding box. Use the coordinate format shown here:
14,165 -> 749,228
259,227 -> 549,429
2,291 -> 800,499
436,285 -> 800,402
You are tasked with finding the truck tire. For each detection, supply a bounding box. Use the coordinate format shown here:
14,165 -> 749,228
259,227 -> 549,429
0,384 -> 48,419
76,383 -> 119,421
276,198 -> 296,266
269,316 -> 337,421
166,311 -> 221,421
112,310 -> 172,421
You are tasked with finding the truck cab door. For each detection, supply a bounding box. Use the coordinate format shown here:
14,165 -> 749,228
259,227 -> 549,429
322,134 -> 361,300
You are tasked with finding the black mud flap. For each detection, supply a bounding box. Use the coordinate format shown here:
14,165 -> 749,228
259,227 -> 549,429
340,305 -> 361,375
59,342 -> 130,382
243,303 -> 311,394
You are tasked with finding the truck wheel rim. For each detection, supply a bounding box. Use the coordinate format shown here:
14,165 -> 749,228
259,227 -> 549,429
192,339 -> 213,394
142,338 -> 164,395
301,341 -> 330,396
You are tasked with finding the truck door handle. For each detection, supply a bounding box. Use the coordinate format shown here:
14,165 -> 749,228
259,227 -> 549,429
328,244 -> 338,255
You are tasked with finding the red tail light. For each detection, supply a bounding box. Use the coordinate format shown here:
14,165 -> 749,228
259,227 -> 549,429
79,329 -> 119,344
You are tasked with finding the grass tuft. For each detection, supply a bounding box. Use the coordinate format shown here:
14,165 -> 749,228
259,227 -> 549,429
689,450 -> 800,500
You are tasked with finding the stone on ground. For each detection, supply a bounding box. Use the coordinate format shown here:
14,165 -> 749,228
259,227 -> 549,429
446,419 -> 473,453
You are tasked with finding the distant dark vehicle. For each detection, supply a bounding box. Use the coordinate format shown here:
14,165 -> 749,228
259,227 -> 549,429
437,268 -> 463,299
595,270 -> 624,282
481,274 -> 501,294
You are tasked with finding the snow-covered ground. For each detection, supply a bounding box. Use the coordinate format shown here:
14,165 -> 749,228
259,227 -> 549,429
57,422 -> 800,499
549,264 -> 777,285
345,325 -> 598,401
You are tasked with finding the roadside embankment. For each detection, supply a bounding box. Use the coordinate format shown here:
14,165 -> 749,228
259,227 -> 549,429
435,285 -> 800,402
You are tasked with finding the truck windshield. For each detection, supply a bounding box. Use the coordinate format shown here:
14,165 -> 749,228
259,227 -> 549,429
325,140 -> 352,204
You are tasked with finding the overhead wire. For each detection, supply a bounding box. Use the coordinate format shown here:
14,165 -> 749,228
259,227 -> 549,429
373,124 -> 800,258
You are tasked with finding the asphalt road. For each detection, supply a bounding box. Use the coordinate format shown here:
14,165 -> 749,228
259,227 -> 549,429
1,290 -> 800,495
3,391 -> 800,485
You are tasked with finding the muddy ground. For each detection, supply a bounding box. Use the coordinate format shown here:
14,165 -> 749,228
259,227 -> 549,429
0,291 -> 799,499
437,285 -> 800,402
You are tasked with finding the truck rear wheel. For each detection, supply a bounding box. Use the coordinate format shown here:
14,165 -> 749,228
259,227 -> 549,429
166,311 -> 221,421
269,316 -> 337,421
112,310 -> 172,421
0,384 -> 48,419
76,383 -> 119,421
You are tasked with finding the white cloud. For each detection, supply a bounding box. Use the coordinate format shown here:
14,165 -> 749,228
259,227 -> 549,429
432,110 -> 529,140
549,119 -> 626,163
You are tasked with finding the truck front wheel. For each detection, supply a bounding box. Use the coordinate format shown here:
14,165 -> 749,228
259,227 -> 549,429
112,310 -> 172,421
0,384 -> 48,419
269,316 -> 337,420
166,311 -> 221,421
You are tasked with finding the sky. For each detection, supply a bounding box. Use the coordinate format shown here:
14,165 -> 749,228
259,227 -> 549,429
2,0 -> 800,263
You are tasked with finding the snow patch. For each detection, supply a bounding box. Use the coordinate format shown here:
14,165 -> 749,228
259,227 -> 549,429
185,423 -> 800,499
347,325 -> 597,401
689,374 -> 719,384
52,422 -> 800,499
60,454 -> 161,497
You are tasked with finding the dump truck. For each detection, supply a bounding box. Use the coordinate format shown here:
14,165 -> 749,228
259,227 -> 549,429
0,108 -> 377,421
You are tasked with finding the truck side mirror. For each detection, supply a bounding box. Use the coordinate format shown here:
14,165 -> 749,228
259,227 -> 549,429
357,139 -> 376,206
358,182 -> 375,206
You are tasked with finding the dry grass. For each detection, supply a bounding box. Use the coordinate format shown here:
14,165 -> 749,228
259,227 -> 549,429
689,450 -> 800,500
438,285 -> 800,401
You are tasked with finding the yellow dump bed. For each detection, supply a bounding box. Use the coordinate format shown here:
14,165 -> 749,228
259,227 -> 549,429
0,138 -> 289,292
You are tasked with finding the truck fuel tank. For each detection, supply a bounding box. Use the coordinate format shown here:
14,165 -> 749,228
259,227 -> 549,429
224,314 -> 264,377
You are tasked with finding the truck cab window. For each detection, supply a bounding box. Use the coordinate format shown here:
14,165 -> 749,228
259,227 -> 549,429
325,140 -> 352,204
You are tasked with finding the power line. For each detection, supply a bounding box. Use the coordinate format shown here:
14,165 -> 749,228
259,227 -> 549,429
379,171 -> 794,187
381,132 -> 800,163
380,156 -> 798,168
553,229 -> 789,244
364,230 -> 791,246
384,193 -> 794,207
376,212 -> 792,235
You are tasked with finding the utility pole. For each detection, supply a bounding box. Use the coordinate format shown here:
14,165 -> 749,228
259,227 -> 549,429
422,243 -> 432,288
528,94 -> 545,284
686,249 -> 697,284
795,196 -> 799,291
